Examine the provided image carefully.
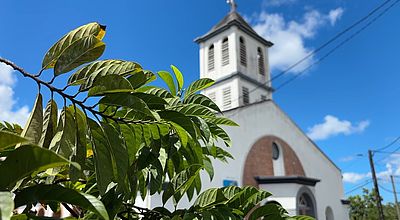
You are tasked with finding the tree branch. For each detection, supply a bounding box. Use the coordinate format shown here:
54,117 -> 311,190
0,57 -> 156,125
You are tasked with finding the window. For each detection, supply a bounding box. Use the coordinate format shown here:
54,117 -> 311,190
239,37 -> 247,66
208,44 -> 215,71
223,87 -> 231,109
272,142 -> 280,160
208,92 -> 216,103
222,37 -> 229,66
257,47 -> 265,75
242,87 -> 249,105
298,193 -> 315,217
325,206 -> 334,220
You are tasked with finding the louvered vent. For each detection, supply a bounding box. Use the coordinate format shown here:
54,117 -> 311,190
257,47 -> 265,75
208,45 -> 215,71
222,38 -> 229,66
242,87 -> 249,105
239,37 -> 247,66
223,87 -> 231,109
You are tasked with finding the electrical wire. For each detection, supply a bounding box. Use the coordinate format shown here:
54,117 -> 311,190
379,184 -> 400,195
375,136 -> 400,152
345,179 -> 373,195
228,0 -> 397,104
274,0 -> 400,92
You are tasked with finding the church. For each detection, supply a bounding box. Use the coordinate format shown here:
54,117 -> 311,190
150,2 -> 350,219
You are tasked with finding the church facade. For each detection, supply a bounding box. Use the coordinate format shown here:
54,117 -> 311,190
149,3 -> 350,219
195,5 -> 349,219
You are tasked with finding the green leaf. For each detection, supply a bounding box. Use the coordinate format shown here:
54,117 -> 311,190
203,157 -> 214,181
69,106 -> 87,182
171,65 -> 184,93
68,59 -> 141,86
158,71 -> 177,95
171,104 -> 215,117
170,122 -> 188,147
208,124 -> 232,147
183,94 -> 221,113
127,70 -> 156,89
87,119 -> 114,195
0,191 -> 13,220
203,116 -> 239,126
42,22 -> 105,69
184,78 -> 214,98
20,93 -> 43,145
137,86 -> 173,98
0,145 -> 79,190
193,188 -> 227,208
88,74 -> 133,96
99,94 -> 154,118
54,35 -> 105,75
120,124 -> 139,165
101,123 -> 129,192
248,203 -> 283,220
49,107 -> 76,159
0,131 -> 28,150
14,184 -> 109,220
39,99 -> 58,149
131,93 -> 168,109
158,110 -> 197,138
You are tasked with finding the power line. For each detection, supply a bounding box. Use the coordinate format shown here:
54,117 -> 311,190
230,0 -> 397,104
269,0 -> 393,83
375,144 -> 400,164
345,179 -> 373,195
380,184 -> 400,195
375,136 -> 400,152
274,0 -> 400,92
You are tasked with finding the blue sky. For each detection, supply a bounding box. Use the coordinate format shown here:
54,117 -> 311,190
1,0 -> 400,202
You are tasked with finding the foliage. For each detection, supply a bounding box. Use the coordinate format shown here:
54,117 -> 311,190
348,188 -> 398,219
0,22 -> 313,220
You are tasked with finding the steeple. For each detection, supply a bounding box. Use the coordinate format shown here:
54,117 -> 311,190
195,3 -> 274,111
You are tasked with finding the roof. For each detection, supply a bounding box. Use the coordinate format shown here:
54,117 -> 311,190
222,99 -> 342,172
194,11 -> 273,47
255,176 -> 321,186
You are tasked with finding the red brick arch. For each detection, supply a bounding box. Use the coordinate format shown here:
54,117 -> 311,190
242,135 -> 305,186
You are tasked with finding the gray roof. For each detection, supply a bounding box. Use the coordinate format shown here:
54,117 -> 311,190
195,11 -> 273,47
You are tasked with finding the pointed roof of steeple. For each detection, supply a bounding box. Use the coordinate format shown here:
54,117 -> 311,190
195,10 -> 273,47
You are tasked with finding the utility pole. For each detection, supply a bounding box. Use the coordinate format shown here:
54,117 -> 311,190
390,175 -> 400,220
368,149 -> 385,220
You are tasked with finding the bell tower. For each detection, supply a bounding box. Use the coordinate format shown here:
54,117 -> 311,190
195,1 -> 274,111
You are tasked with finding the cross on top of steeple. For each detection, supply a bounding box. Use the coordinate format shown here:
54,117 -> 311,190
227,0 -> 237,13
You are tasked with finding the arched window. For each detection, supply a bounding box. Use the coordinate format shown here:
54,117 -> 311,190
272,142 -> 280,160
325,206 -> 334,220
222,37 -> 229,66
208,44 -> 215,71
257,47 -> 265,75
297,191 -> 316,217
239,37 -> 247,66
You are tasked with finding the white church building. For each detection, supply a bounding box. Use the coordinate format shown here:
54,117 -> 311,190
149,2 -> 350,219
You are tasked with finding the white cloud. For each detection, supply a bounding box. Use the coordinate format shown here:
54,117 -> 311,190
343,154 -> 400,184
0,63 -> 30,126
307,115 -> 370,141
251,8 -> 344,73
343,172 -> 370,184
328,8 -> 344,26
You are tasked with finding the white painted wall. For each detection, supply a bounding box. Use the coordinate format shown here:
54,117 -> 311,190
199,26 -> 272,110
